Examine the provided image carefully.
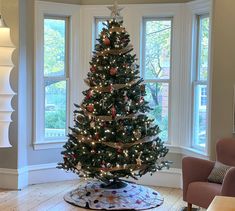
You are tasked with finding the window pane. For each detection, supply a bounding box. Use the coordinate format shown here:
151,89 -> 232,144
44,18 -> 66,77
193,85 -> 207,148
145,82 -> 169,142
198,17 -> 209,81
144,19 -> 172,80
96,19 -> 106,38
45,80 -> 67,138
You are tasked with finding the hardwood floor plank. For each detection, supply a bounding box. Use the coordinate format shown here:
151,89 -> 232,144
0,180 -> 198,211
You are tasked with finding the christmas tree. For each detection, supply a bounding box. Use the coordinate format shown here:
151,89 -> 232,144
58,3 -> 170,186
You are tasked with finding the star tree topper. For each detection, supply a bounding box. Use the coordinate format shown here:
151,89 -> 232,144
108,0 -> 123,19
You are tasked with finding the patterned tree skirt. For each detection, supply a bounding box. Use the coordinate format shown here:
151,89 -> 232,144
64,180 -> 164,210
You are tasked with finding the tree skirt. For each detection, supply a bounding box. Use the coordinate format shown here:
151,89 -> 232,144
64,180 -> 163,210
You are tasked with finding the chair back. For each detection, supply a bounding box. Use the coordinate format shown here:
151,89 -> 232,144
216,138 -> 235,166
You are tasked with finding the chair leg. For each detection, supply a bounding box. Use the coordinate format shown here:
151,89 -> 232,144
187,203 -> 192,211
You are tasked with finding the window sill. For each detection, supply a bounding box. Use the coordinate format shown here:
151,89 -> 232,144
33,139 -> 66,150
166,144 -> 209,160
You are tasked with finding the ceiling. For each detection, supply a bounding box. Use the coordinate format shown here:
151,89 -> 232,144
39,0 -> 194,5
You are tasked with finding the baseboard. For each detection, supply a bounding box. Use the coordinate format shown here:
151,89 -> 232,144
0,167 -> 28,189
0,164 -> 182,189
28,163 -> 78,185
126,168 -> 182,188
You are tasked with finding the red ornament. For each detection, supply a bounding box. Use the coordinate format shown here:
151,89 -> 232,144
110,67 -> 118,76
90,66 -> 96,72
111,106 -> 116,119
94,133 -> 100,140
124,96 -> 128,102
86,90 -> 93,99
87,104 -> 94,112
103,37 -> 110,46
117,148 -> 123,153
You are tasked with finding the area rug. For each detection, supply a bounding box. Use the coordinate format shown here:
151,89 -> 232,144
64,180 -> 164,210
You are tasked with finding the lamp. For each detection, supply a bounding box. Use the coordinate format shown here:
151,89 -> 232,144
0,14 -> 15,147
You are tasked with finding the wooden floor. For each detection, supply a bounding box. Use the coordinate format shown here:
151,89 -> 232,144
0,180 -> 205,211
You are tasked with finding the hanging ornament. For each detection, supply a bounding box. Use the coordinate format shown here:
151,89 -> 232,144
109,84 -> 114,93
94,133 -> 100,140
76,162 -> 82,170
140,84 -> 145,92
140,96 -> 144,104
145,122 -> 148,134
103,37 -> 110,46
87,104 -> 94,112
110,67 -> 118,76
124,95 -> 128,102
111,106 -> 116,119
90,66 -> 96,73
133,129 -> 142,140
152,141 -> 157,148
76,114 -> 84,124
106,163 -> 111,168
136,154 -> 142,166
86,90 -> 93,99
117,148 -> 123,153
123,150 -> 129,157
125,104 -> 130,112
125,100 -> 132,112
131,63 -> 136,70
90,121 -> 95,127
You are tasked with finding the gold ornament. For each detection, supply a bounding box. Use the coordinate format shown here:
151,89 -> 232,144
136,155 -> 142,166
90,121 -> 95,127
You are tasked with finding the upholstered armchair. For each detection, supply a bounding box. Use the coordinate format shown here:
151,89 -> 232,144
182,138 -> 235,210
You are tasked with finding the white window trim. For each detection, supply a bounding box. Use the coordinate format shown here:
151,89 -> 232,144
185,0 -> 212,156
34,1 -> 81,150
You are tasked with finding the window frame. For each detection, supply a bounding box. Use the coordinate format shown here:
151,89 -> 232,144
142,17 -> 173,144
191,14 -> 210,151
34,1 -> 80,150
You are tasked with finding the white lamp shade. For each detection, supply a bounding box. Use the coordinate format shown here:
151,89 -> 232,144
0,95 -> 14,111
0,66 -> 15,94
0,19 -> 15,148
0,28 -> 14,47
0,122 -> 12,147
0,47 -> 14,65
0,112 -> 12,122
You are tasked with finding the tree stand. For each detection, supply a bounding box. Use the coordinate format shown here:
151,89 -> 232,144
64,180 -> 164,210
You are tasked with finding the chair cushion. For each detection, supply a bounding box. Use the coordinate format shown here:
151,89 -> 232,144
186,181 -> 221,208
208,161 -> 231,184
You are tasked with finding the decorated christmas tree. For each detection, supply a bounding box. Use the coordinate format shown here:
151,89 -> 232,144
58,2 -> 170,187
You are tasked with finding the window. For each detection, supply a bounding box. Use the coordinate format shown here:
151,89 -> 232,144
34,2 -> 79,149
142,18 -> 172,142
44,17 -> 68,139
192,15 -> 210,150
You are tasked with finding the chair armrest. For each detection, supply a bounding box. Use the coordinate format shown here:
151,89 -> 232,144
221,167 -> 235,196
182,156 -> 215,200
